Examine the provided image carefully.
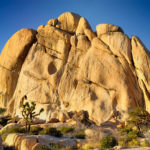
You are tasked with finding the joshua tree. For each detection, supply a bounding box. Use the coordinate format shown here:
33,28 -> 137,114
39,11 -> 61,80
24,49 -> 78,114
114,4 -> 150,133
22,101 -> 44,133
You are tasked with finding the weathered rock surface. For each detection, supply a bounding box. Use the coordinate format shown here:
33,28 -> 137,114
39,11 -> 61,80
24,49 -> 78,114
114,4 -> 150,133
4,133 -> 77,150
0,29 -> 36,107
0,12 -> 149,125
96,24 -> 123,36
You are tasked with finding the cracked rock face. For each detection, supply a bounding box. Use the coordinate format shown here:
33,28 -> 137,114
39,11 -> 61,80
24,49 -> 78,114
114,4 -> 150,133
0,12 -> 149,125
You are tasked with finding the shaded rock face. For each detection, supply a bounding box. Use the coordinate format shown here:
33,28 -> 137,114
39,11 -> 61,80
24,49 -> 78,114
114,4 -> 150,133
0,12 -> 149,125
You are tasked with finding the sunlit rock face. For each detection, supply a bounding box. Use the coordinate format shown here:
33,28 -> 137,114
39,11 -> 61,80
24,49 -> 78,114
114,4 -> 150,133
1,12 -> 149,125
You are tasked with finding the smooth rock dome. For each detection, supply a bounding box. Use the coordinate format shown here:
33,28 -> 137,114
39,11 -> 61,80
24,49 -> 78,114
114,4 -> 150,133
0,12 -> 149,125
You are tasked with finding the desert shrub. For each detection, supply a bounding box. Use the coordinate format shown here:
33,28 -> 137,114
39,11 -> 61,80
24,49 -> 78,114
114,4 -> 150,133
75,131 -> 85,139
119,127 -> 142,146
118,138 -> 127,146
59,126 -> 74,134
127,130 -> 139,141
0,107 -> 6,114
49,143 -> 59,150
100,136 -> 117,149
128,139 -> 140,146
0,117 -> 11,126
39,127 -> 62,137
82,144 -> 94,150
141,139 -> 150,147
29,126 -> 43,135
40,145 -> 50,150
1,126 -> 26,135
127,107 -> 150,131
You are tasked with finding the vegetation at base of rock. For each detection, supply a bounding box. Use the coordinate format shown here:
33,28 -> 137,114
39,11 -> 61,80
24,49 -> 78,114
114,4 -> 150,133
0,107 -> 6,114
59,126 -> 74,134
3,146 -> 15,150
39,127 -> 62,137
1,126 -> 26,135
117,107 -> 150,147
75,131 -> 86,139
21,101 -> 44,133
40,145 -> 49,150
100,136 -> 117,149
127,107 -> 150,131
1,133 -> 8,142
119,126 -> 142,146
40,143 -> 72,150
82,144 -> 94,150
0,116 -> 11,126
29,126 -> 43,135
140,139 -> 150,147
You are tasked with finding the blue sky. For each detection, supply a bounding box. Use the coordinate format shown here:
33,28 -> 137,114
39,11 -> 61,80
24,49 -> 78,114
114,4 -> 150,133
0,0 -> 150,52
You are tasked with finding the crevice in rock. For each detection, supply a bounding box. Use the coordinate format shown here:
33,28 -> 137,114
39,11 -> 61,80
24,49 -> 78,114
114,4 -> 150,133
23,70 -> 47,81
0,64 -> 14,72
83,79 -> 116,92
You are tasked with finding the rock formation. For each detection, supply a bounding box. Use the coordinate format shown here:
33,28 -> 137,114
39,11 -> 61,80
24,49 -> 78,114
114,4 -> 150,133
0,12 -> 149,125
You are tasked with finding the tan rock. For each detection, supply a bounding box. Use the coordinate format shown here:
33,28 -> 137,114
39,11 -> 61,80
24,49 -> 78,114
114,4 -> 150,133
48,118 -> 59,123
0,12 -> 148,126
132,36 -> 150,113
20,137 -> 37,150
32,143 -> 41,150
56,12 -> 81,33
100,32 -> 132,64
14,134 -> 26,150
4,133 -> 27,150
76,17 -> 96,41
37,25 -> 71,62
47,18 -> 58,26
4,133 -> 18,146
0,29 -> 36,107
58,111 -> 70,122
96,24 -> 123,36
71,35 -> 91,51
59,33 -> 143,124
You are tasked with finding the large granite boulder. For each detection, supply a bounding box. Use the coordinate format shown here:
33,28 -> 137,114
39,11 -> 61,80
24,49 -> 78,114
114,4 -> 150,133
0,12 -> 149,125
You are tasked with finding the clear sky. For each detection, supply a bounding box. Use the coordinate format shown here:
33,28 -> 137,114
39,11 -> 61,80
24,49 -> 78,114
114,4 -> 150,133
0,0 -> 150,52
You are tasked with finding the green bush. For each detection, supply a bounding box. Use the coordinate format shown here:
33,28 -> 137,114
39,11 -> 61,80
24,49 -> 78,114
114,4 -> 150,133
127,107 -> 150,131
29,126 -> 43,135
120,127 -> 133,135
39,127 -> 62,137
75,131 -> 85,139
49,143 -> 59,150
128,139 -> 140,146
127,130 -> 139,141
1,126 -> 26,135
40,145 -> 50,150
100,136 -> 117,149
59,126 -> 74,134
0,117 -> 11,126
119,127 -> 142,146
0,108 -> 6,114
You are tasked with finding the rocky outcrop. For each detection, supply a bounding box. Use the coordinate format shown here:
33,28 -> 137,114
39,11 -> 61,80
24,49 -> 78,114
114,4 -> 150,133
0,12 -> 149,125
0,29 -> 36,107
